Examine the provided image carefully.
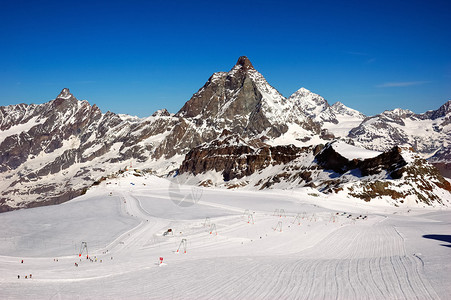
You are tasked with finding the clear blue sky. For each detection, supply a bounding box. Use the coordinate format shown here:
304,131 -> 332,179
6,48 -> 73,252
0,0 -> 450,117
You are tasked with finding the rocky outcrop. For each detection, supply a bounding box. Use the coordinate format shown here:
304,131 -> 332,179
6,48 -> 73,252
315,143 -> 407,178
345,153 -> 451,204
179,133 -> 305,181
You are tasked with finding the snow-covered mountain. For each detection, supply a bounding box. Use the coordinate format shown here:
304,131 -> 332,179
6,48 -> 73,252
347,101 -> 451,175
0,88 -> 198,211
288,87 -> 337,124
0,57 -> 450,211
286,88 -> 367,139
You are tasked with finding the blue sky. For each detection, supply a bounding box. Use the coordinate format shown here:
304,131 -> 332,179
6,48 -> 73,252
0,0 -> 450,117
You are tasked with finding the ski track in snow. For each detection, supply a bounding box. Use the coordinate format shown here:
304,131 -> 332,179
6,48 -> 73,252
0,175 -> 448,299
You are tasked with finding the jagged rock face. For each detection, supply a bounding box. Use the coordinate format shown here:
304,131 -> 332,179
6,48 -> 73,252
304,145 -> 450,204
152,109 -> 171,117
177,56 -> 263,121
177,56 -> 320,138
0,92 -> 102,172
428,145 -> 451,178
315,143 -> 407,178
179,134 -> 305,181
424,100 -> 450,120
344,151 -> 451,205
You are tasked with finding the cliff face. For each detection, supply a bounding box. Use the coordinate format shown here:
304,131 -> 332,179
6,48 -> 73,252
179,133 -> 304,181
315,144 -> 407,178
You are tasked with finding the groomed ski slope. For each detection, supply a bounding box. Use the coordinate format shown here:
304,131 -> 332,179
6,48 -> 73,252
0,172 -> 450,299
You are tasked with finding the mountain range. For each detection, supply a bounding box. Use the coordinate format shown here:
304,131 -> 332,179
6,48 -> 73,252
0,56 -> 450,212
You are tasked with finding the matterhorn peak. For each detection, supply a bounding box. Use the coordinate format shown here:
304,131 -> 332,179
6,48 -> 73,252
234,56 -> 254,71
56,88 -> 74,100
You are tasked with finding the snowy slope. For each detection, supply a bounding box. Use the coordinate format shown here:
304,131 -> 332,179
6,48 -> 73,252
325,101 -> 366,137
0,173 -> 449,299
331,140 -> 382,160
349,103 -> 450,157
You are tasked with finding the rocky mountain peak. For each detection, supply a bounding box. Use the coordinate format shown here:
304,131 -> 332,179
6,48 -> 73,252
51,88 -> 78,111
234,56 -> 254,71
56,88 -> 74,100
289,87 -> 327,106
176,56 -> 292,137
291,87 -> 313,97
427,100 -> 451,120
287,87 -> 335,124
331,101 -> 366,118
152,108 -> 171,117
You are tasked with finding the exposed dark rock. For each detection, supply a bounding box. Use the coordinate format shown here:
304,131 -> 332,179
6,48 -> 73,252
315,143 -> 407,178
179,134 -> 305,181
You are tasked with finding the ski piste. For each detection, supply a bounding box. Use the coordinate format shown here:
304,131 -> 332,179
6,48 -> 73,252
0,172 -> 449,299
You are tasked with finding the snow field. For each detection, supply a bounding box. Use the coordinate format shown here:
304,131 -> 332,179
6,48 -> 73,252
0,173 -> 449,299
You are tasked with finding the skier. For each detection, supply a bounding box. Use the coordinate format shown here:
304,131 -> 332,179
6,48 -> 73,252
29,274 -> 32,279
21,259 -> 23,263
18,275 -> 20,279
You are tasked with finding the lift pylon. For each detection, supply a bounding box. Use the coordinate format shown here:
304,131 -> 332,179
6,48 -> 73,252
79,242 -> 88,258
177,239 -> 187,254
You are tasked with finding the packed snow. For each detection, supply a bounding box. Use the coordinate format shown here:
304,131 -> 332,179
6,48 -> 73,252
332,141 -> 382,160
0,172 -> 449,299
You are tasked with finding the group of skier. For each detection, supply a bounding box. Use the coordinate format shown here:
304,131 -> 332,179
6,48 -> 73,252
18,260 -> 32,279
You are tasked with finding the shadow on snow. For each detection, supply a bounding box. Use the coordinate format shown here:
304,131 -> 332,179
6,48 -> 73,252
423,234 -> 451,248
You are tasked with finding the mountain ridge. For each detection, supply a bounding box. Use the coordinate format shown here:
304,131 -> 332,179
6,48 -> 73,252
0,57 -> 450,211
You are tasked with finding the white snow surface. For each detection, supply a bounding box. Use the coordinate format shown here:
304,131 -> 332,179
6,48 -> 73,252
332,141 -> 382,160
325,102 -> 366,137
0,172 -> 449,299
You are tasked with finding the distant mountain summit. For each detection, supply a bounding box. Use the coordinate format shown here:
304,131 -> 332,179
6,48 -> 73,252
56,88 -> 75,99
177,56 -> 319,138
0,57 -> 450,211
